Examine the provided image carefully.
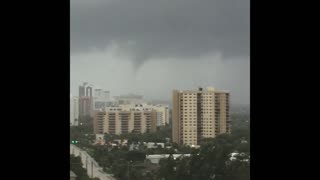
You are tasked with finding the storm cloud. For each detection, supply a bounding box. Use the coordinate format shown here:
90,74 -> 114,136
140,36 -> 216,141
71,0 -> 249,67
71,0 -> 250,105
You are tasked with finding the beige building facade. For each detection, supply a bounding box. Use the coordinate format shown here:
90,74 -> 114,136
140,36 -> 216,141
93,107 -> 157,135
119,104 -> 169,126
172,87 -> 231,146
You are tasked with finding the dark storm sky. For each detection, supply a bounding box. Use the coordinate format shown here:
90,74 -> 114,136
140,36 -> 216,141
71,0 -> 250,104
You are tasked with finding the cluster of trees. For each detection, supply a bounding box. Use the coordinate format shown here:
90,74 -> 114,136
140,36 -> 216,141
157,133 -> 250,180
154,111 -> 250,180
90,146 -> 150,180
92,125 -> 248,180
70,117 -> 95,148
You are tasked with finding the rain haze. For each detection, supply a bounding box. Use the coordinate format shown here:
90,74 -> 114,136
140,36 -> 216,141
71,0 -> 250,105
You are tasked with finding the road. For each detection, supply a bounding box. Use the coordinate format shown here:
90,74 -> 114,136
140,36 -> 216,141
70,144 -> 116,180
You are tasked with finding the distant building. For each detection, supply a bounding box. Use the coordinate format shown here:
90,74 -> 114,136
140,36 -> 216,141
114,93 -> 143,105
79,82 -> 92,96
93,107 -> 157,135
172,87 -> 231,146
144,142 -> 165,149
153,105 -> 169,126
94,89 -> 110,110
94,134 -> 105,145
79,96 -> 93,117
70,96 -> 79,126
79,82 -> 94,118
70,171 -> 77,180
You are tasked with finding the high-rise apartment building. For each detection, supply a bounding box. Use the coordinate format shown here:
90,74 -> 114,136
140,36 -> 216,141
172,87 -> 231,146
93,107 -> 157,135
79,82 -> 93,97
154,105 -> 170,126
79,97 -> 93,117
79,82 -> 94,118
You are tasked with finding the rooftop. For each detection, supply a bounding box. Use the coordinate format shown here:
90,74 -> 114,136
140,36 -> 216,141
174,87 -> 230,93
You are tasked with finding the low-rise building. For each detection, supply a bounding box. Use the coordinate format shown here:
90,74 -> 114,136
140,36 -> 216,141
146,154 -> 191,164
144,142 -> 165,149
94,134 -> 106,145
113,139 -> 128,146
229,152 -> 250,162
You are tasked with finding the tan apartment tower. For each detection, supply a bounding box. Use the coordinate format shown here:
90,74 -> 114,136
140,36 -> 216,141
93,107 -> 157,135
172,87 -> 231,146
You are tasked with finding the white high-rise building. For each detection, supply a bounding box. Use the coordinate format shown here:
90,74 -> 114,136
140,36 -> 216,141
153,104 -> 170,126
70,96 -> 79,126
114,94 -> 143,105
94,89 -> 111,110
103,91 -> 110,102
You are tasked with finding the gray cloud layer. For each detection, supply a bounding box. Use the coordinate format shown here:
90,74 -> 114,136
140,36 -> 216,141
71,0 -> 249,68
71,0 -> 250,105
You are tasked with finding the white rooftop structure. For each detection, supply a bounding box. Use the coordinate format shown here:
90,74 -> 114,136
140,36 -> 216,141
229,152 -> 250,162
146,154 -> 191,164
70,171 -> 77,177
